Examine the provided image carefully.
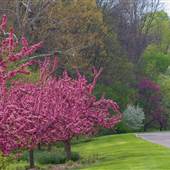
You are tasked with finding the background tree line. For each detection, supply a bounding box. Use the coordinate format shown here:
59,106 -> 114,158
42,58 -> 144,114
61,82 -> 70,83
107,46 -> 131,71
1,0 -> 170,132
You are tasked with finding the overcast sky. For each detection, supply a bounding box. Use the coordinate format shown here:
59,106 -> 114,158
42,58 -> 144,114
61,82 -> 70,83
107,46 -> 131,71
160,0 -> 170,16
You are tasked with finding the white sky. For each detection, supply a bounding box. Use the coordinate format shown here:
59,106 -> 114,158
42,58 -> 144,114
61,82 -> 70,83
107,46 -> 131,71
160,0 -> 170,15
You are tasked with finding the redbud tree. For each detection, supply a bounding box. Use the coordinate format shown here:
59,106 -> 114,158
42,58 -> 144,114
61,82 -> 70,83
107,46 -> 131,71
0,58 -> 122,165
37,60 -> 122,160
138,78 -> 167,131
0,15 -> 42,168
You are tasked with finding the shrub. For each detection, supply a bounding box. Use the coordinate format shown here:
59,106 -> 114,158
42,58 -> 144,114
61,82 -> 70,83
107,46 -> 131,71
97,127 -> 116,136
36,152 -> 66,165
123,105 -> 145,131
94,83 -> 137,109
0,153 -> 12,170
115,122 -> 132,134
70,152 -> 80,162
19,150 -> 80,165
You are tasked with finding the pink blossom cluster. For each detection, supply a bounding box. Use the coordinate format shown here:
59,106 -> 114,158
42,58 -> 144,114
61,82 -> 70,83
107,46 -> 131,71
0,15 -> 42,94
0,58 -> 122,154
38,65 -> 122,144
0,83 -> 40,154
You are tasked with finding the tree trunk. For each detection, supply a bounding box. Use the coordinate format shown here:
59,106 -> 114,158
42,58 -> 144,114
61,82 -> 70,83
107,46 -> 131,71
144,124 -> 148,132
159,123 -> 163,131
64,140 -> 72,160
144,120 -> 154,132
160,126 -> 163,131
29,149 -> 35,169
38,143 -> 41,150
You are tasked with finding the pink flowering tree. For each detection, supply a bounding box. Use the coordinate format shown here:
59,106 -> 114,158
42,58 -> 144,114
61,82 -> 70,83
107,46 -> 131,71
37,59 -> 122,160
0,57 -> 122,168
0,15 -> 42,168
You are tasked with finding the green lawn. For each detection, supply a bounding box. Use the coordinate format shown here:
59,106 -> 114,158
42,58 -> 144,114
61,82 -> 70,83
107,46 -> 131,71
73,134 -> 170,170
7,134 -> 170,170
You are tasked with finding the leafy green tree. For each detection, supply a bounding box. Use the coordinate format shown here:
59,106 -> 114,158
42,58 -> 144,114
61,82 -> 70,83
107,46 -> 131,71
94,83 -> 137,109
141,11 -> 170,80
142,44 -> 170,79
158,67 -> 170,127
37,0 -> 108,68
148,11 -> 170,53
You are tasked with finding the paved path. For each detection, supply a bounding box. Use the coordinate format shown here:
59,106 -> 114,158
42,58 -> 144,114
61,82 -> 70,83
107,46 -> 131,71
137,132 -> 170,148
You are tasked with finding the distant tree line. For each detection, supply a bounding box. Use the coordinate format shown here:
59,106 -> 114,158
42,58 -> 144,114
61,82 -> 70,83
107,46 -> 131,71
1,0 -> 170,132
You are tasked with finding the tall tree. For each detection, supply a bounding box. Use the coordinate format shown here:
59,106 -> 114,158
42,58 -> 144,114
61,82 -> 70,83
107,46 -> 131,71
148,11 -> 170,53
37,0 -> 109,68
0,0 -> 54,42
98,0 -> 160,64
141,44 -> 170,80
138,78 -> 167,131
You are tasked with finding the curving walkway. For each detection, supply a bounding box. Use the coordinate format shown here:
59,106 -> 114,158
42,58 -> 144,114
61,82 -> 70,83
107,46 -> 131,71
137,132 -> 170,148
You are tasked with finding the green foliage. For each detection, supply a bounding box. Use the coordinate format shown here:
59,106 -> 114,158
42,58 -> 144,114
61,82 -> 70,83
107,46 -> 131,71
36,152 -> 66,165
0,153 -> 13,170
115,122 -> 132,134
102,57 -> 135,85
141,11 -> 170,80
158,73 -> 170,107
149,11 -> 170,53
38,0 -> 108,68
97,127 -> 116,136
94,83 -> 137,109
12,64 -> 40,83
70,152 -> 80,162
6,161 -> 47,170
157,68 -> 170,127
19,150 -> 80,165
142,44 -> 170,79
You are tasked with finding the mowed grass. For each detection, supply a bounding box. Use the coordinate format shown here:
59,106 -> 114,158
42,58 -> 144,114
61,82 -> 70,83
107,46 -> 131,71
73,134 -> 170,170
